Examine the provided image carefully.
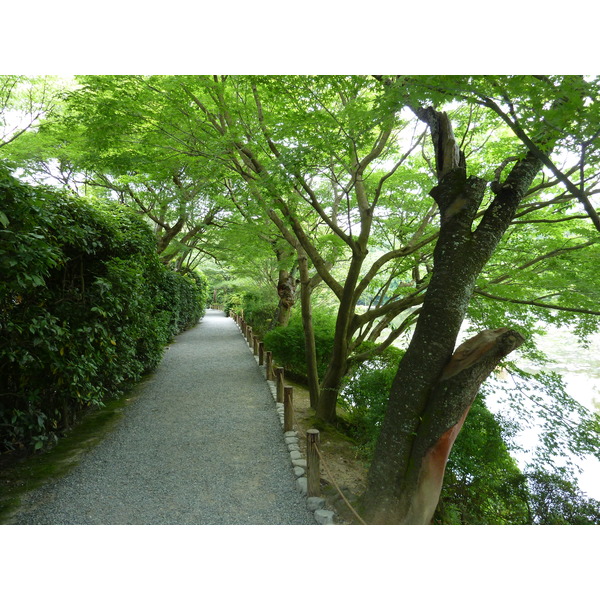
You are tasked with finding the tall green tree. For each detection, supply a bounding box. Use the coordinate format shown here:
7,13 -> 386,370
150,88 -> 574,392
162,75 -> 439,416
5,76 -> 228,271
360,75 -> 600,524
0,76 -> 66,151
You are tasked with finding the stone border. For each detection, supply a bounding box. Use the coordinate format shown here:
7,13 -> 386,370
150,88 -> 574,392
249,343 -> 337,525
260,362 -> 336,524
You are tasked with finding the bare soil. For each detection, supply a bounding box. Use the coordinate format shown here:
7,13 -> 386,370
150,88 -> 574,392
287,380 -> 370,525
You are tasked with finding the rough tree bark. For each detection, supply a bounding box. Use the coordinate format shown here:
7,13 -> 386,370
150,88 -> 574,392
360,103 -> 554,525
274,269 -> 297,327
297,249 -> 321,408
363,327 -> 524,524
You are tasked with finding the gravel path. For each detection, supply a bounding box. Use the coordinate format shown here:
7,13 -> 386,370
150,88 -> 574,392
12,310 -> 314,525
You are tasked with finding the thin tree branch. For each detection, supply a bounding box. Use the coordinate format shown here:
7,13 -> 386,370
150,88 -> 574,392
485,240 -> 597,285
474,289 -> 600,316
480,94 -> 600,232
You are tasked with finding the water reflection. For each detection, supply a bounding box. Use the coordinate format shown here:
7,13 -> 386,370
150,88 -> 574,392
490,326 -> 600,501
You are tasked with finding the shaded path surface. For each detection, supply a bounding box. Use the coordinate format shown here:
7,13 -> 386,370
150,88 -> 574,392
13,310 -> 314,525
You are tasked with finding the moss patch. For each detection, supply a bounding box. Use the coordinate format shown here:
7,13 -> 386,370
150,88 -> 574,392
0,392 -> 135,524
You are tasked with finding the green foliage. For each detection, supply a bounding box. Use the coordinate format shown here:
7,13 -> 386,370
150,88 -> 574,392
227,289 -> 278,339
490,367 -> 600,472
0,76 -> 67,150
243,302 -> 279,339
264,308 -> 337,381
3,74 -> 600,524
341,348 -> 530,524
222,292 -> 243,317
339,343 -> 598,524
157,269 -> 208,338
339,345 -> 404,456
434,398 -> 530,524
0,166 -> 206,453
525,467 -> 600,524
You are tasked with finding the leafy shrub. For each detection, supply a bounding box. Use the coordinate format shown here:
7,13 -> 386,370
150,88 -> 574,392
156,269 -> 208,338
223,289 -> 277,339
0,167 -> 206,453
244,302 -> 279,338
433,398 -> 531,524
264,308 -> 337,381
339,341 -> 532,524
338,344 -> 404,455
525,467 -> 600,524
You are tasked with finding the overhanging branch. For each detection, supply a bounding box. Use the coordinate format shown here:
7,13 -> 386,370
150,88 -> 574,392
481,94 -> 600,232
474,289 -> 600,316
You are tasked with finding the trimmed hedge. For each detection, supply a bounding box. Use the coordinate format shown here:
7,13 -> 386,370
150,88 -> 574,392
223,290 -> 278,340
0,167 -> 207,452
263,308 -> 337,382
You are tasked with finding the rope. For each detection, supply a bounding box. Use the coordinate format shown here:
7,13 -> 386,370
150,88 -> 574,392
240,320 -> 369,525
313,443 -> 368,525
282,373 -> 368,524
286,378 -> 368,525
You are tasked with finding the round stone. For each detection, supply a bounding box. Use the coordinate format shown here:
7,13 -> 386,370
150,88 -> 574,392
307,497 -> 325,511
314,509 -> 335,525
296,477 -> 307,495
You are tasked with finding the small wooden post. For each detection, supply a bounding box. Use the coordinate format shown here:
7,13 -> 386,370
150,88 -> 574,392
247,326 -> 253,348
258,342 -> 264,366
275,367 -> 285,403
306,428 -> 321,497
284,386 -> 294,432
253,336 -> 259,355
265,351 -> 274,380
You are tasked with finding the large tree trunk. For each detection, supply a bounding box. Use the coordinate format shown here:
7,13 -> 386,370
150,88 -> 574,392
361,327 -> 524,523
360,105 -> 551,524
274,269 -> 296,327
298,251 -> 320,408
315,248 -> 368,423
316,339 -> 350,422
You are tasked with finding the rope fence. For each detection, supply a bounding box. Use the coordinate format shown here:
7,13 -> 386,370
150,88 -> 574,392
230,309 -> 368,525
314,444 -> 368,525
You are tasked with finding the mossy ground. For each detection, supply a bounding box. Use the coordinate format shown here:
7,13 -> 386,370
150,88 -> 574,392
1,376 -> 370,525
0,391 -> 136,524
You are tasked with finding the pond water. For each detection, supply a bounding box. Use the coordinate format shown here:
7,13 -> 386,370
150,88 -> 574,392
488,326 -> 600,501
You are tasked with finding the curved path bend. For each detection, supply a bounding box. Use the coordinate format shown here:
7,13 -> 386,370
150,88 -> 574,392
12,310 -> 314,525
